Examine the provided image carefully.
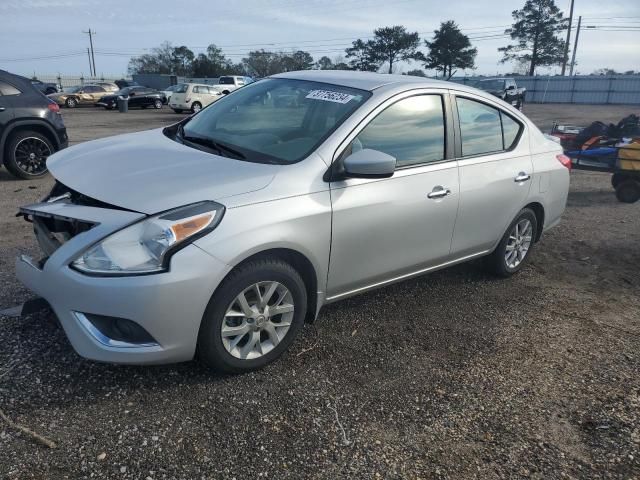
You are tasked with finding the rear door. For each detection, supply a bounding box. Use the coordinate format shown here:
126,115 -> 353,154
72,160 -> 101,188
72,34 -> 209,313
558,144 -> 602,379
449,93 -> 533,257
327,91 -> 460,299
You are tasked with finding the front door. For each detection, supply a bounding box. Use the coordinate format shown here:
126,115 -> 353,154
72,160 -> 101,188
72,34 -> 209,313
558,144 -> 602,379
327,93 -> 459,299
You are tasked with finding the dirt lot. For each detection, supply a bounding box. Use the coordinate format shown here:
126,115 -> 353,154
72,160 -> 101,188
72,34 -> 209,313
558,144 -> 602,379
0,104 -> 639,479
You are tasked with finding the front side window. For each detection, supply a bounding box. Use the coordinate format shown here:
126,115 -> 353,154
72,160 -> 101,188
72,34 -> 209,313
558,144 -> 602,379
350,95 -> 445,168
181,78 -> 370,164
456,97 -> 522,156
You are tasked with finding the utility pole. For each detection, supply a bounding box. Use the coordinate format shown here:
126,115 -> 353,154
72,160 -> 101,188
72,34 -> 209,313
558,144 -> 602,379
569,16 -> 581,76
83,29 -> 96,77
561,0 -> 574,75
86,48 -> 93,76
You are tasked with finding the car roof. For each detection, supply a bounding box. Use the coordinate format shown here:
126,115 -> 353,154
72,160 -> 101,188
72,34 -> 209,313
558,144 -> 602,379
271,70 -> 454,92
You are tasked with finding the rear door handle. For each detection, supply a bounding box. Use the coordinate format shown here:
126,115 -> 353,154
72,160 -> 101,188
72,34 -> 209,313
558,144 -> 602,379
514,172 -> 531,182
427,186 -> 451,199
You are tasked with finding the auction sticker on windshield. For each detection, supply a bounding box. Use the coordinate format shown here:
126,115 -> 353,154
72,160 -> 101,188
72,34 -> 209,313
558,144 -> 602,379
306,90 -> 355,104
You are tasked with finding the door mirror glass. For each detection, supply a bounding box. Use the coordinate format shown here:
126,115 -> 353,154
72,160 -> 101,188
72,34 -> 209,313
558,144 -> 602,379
343,149 -> 396,178
507,85 -> 515,90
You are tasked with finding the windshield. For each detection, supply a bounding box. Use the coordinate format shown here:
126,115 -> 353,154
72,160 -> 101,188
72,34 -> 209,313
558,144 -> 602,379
174,83 -> 188,93
180,78 -> 371,164
475,79 -> 505,91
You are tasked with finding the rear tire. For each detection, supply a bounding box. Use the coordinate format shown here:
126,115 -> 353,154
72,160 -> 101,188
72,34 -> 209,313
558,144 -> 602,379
197,258 -> 307,373
615,180 -> 640,203
484,208 -> 538,277
3,130 -> 53,179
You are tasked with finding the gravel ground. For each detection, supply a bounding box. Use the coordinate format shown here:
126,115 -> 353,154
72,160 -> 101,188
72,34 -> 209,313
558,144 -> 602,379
0,105 -> 639,479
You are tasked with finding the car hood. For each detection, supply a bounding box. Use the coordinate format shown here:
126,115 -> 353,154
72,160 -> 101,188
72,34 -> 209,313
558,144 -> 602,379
47,128 -> 277,214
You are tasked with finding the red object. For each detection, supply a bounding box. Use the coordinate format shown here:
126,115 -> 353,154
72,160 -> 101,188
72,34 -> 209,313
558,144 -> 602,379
556,153 -> 572,170
47,102 -> 60,113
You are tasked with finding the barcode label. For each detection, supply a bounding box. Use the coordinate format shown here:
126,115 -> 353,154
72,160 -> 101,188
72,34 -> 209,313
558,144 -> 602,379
306,90 -> 355,104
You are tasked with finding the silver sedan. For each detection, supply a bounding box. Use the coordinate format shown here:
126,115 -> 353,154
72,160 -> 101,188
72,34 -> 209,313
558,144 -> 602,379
16,71 -> 570,372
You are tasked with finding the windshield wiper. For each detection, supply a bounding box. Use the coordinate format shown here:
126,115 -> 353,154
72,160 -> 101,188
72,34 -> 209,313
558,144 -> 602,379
181,133 -> 246,160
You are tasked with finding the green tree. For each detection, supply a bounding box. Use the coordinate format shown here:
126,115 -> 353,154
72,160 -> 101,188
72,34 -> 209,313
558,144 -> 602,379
499,0 -> 567,76
242,50 -> 281,77
171,46 -> 195,76
191,44 -> 231,77
345,39 -> 379,72
280,50 -> 314,71
316,56 -> 334,70
425,21 -> 477,79
368,26 -> 425,74
128,41 -> 175,74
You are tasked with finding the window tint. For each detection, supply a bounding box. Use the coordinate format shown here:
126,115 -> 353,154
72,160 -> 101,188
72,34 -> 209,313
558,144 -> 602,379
0,81 -> 21,95
219,77 -> 234,85
456,97 -> 522,156
501,112 -> 521,149
456,97 -> 503,156
352,95 -> 445,168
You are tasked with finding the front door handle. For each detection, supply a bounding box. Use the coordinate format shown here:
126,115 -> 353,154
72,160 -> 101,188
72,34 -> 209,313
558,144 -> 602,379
0,107 -> 5,112
514,172 -> 531,182
427,186 -> 451,199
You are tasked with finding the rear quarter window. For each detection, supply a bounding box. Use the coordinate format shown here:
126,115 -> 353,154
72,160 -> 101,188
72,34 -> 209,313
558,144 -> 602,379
0,81 -> 21,95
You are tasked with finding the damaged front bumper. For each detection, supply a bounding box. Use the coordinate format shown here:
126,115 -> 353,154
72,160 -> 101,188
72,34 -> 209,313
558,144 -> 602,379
16,199 -> 230,365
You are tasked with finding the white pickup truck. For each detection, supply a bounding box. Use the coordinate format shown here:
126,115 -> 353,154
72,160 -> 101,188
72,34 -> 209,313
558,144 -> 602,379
210,76 -> 254,95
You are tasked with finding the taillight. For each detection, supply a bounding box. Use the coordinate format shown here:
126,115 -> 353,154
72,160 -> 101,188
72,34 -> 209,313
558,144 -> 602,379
556,153 -> 572,170
47,102 -> 60,113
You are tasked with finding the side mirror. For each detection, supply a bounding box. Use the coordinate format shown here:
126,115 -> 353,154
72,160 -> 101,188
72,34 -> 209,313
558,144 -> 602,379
343,149 -> 396,179
129,92 -> 135,96
506,85 -> 515,90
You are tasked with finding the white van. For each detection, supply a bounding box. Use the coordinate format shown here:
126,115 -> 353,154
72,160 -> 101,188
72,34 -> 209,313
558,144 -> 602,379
169,83 -> 221,113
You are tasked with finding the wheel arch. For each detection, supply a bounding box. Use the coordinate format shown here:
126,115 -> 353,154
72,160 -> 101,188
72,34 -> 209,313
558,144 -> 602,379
218,248 -> 320,323
524,201 -> 545,242
1,119 -> 61,158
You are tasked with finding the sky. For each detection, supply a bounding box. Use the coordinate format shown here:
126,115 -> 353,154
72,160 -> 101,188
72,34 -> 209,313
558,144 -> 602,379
1,0 -> 639,77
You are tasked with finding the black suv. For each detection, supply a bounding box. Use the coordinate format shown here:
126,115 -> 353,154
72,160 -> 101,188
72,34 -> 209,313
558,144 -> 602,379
0,70 -> 68,179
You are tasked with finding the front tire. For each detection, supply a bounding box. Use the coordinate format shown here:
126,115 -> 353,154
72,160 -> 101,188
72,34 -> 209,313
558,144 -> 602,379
3,130 -> 53,179
485,208 -> 538,277
153,99 -> 163,109
65,97 -> 78,108
191,102 -> 202,113
197,258 -> 307,373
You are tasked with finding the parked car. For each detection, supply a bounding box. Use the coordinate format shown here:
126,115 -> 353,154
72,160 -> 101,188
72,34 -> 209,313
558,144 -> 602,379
162,84 -> 180,104
30,79 -> 60,95
210,75 -> 254,95
115,79 -> 140,89
169,83 -> 222,113
472,77 -> 526,110
0,70 -> 67,179
48,85 -> 110,108
15,71 -> 569,372
96,86 -> 165,110
93,82 -> 118,92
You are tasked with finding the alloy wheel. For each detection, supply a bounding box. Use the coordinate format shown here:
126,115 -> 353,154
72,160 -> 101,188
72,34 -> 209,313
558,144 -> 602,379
221,281 -> 295,360
13,137 -> 51,176
504,219 -> 533,269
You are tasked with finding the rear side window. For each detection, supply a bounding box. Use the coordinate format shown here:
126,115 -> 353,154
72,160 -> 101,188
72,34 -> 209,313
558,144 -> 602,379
0,81 -> 22,96
456,97 -> 522,156
219,77 -> 234,85
353,95 -> 445,168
